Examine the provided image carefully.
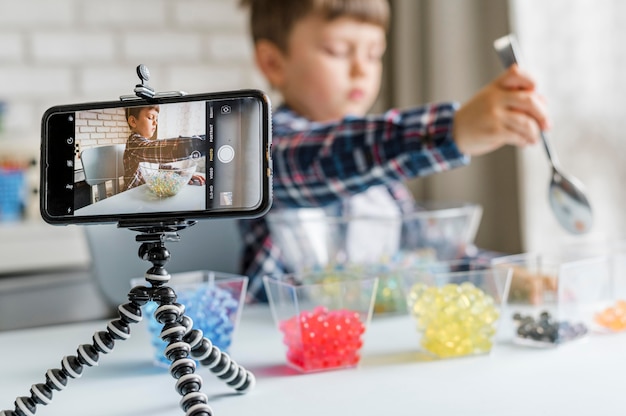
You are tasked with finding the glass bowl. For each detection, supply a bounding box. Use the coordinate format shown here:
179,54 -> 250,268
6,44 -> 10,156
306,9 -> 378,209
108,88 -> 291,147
266,201 -> 483,314
139,159 -> 196,197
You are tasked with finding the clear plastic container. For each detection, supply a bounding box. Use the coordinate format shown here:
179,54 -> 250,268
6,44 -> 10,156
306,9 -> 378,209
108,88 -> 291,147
131,270 -> 248,368
402,266 -> 511,358
263,272 -> 378,373
266,201 -> 482,314
0,168 -> 25,222
491,252 -> 610,347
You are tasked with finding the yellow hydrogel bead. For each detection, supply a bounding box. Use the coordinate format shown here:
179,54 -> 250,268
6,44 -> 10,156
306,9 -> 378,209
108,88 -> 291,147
409,282 -> 500,358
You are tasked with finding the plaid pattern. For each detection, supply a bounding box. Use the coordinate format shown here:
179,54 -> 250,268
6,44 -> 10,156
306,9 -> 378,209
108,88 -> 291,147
239,103 -> 470,303
123,133 -> 206,190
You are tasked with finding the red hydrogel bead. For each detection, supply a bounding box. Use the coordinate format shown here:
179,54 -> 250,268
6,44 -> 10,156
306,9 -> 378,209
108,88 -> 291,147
279,307 -> 366,371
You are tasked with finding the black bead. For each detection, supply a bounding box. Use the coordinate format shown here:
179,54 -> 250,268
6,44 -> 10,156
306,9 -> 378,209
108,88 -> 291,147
539,311 -> 551,321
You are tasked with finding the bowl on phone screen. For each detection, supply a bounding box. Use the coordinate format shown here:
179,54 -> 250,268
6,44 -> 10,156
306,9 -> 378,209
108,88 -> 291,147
139,159 -> 196,197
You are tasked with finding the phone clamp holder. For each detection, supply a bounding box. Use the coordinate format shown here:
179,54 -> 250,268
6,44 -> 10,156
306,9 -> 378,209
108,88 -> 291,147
120,64 -> 188,102
133,64 -> 156,100
1,70 -> 256,416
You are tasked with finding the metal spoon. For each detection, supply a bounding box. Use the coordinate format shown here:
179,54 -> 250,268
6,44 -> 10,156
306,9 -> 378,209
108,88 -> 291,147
493,34 -> 593,234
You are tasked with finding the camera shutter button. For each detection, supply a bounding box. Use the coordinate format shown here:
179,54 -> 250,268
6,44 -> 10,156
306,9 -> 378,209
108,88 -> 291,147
217,145 -> 235,163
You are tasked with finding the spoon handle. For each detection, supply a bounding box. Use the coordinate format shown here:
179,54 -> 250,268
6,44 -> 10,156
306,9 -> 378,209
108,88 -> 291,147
493,34 -> 523,68
540,131 -> 560,171
493,34 -> 560,170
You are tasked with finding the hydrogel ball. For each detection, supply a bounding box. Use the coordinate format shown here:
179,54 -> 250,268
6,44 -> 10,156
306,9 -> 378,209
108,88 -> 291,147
144,284 -> 240,368
408,282 -> 500,358
279,306 -> 366,372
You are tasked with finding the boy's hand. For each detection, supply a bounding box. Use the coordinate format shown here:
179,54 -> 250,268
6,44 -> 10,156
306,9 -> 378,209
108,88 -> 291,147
452,65 -> 550,156
188,174 -> 206,186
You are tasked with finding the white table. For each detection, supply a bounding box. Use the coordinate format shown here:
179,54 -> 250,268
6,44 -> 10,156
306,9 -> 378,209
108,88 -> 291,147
75,183 -> 206,216
0,305 -> 623,416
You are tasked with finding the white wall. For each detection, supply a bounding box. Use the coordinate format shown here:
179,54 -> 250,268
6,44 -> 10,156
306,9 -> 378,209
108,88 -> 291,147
0,0 -> 268,145
0,0 -> 267,272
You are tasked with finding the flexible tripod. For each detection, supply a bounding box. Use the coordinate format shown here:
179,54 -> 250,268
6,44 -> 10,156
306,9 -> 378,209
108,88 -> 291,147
1,220 -> 255,416
1,66 -> 260,416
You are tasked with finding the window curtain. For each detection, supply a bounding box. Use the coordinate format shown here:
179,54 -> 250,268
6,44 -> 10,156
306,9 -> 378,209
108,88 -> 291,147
384,0 -> 520,253
509,0 -> 625,252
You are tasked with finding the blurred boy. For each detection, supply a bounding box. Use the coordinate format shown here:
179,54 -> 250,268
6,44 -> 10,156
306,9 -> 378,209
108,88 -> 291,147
238,0 -> 549,301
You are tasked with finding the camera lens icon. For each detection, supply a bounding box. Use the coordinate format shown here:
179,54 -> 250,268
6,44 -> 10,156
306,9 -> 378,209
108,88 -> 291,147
220,105 -> 231,114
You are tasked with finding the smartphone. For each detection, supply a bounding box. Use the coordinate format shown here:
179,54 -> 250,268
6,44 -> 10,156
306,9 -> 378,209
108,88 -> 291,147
40,89 -> 272,225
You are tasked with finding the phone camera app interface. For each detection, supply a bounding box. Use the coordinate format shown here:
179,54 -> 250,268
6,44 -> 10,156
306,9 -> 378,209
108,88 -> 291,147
43,94 -> 265,220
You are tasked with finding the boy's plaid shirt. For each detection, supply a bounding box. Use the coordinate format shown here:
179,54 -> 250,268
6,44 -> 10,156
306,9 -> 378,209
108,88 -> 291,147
123,133 -> 206,190
239,103 -> 470,302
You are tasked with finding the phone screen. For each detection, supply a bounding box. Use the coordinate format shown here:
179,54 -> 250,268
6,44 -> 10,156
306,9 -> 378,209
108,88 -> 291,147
41,91 -> 271,224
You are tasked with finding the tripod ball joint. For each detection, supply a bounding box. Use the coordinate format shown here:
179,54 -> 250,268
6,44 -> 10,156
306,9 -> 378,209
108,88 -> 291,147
147,245 -> 170,266
153,287 -> 178,309
138,242 -> 170,265
128,285 -> 151,306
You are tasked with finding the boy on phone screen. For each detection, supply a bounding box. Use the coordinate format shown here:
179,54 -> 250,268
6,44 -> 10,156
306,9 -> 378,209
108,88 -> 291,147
238,0 -> 550,302
123,105 -> 207,190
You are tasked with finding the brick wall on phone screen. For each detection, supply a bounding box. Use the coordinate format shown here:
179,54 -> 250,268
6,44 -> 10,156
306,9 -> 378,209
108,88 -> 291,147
0,0 -> 271,144
75,109 -> 129,149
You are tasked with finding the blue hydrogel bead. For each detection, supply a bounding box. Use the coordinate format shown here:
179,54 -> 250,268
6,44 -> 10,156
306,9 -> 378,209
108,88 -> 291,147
143,284 -> 239,368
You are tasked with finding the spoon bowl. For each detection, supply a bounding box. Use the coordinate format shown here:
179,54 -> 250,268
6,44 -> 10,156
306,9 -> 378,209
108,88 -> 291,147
548,166 -> 593,234
494,34 -> 593,234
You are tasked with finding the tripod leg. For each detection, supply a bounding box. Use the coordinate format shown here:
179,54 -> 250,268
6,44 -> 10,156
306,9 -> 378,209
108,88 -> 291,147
0,296 -> 143,416
180,315 -> 256,392
150,286 -> 255,415
148,284 -> 213,416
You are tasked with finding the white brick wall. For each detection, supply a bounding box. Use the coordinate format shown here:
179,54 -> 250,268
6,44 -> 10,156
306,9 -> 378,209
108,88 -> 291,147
0,0 -> 272,143
75,109 -> 128,145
